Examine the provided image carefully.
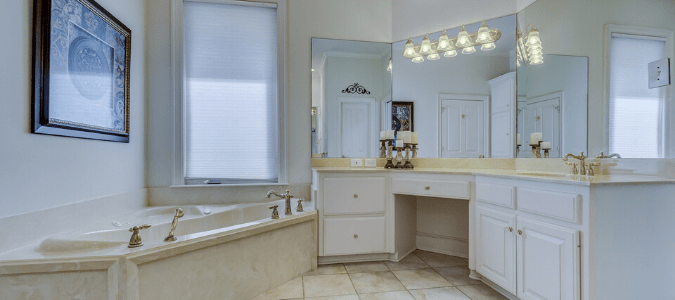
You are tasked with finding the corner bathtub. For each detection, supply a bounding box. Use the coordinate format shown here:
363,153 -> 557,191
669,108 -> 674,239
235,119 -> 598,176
0,200 -> 318,300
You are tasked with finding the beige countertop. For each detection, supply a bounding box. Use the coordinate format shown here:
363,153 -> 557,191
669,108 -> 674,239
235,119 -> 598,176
312,167 -> 675,186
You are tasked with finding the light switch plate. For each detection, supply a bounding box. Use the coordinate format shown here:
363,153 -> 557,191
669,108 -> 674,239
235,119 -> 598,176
350,159 -> 363,167
364,159 -> 377,167
648,58 -> 670,89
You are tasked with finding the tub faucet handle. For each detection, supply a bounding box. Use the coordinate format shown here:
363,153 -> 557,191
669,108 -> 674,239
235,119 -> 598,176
128,224 -> 151,248
297,199 -> 304,212
269,205 -> 280,219
164,208 -> 184,242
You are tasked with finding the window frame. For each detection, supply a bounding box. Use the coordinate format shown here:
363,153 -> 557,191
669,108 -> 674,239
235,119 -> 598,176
603,24 -> 674,158
171,0 -> 288,186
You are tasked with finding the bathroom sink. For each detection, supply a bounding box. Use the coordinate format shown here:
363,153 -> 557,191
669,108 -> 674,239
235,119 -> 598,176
514,172 -> 569,178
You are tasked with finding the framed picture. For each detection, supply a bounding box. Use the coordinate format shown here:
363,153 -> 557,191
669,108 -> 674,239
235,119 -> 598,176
391,101 -> 414,132
32,0 -> 132,142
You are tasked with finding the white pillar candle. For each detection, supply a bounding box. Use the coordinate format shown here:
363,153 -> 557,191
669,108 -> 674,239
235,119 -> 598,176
517,133 -> 521,146
530,132 -> 542,144
379,131 -> 386,140
401,131 -> 412,143
396,139 -> 404,148
387,130 -> 395,140
411,132 -> 418,144
541,142 -> 551,149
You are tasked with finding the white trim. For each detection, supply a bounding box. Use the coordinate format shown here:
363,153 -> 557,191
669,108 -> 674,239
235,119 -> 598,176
603,24 -> 674,157
437,94 -> 491,158
171,0 -> 288,185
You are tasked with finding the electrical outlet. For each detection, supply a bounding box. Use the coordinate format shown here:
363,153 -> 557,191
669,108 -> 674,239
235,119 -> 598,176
364,159 -> 377,167
350,158 -> 363,167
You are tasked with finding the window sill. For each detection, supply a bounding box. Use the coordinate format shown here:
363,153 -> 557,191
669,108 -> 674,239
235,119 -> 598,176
169,182 -> 290,188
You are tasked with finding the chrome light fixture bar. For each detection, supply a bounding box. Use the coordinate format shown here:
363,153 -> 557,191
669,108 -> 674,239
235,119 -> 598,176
402,20 -> 502,63
517,24 -> 544,66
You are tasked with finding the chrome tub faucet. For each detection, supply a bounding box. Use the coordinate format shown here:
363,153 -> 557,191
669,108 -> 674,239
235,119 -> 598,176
267,189 -> 294,215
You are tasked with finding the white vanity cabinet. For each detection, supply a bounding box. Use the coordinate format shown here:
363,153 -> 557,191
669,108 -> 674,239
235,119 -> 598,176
314,173 -> 389,257
476,176 -> 581,300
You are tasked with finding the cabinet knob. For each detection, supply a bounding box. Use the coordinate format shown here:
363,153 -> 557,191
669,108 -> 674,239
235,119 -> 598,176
518,230 -> 523,235
508,227 -> 513,232
354,234 -> 358,238
353,194 -> 358,198
425,186 -> 430,190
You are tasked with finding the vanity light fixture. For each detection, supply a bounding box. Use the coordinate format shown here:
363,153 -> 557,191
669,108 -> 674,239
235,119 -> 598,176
517,24 -> 544,66
387,58 -> 392,71
401,20 -> 501,63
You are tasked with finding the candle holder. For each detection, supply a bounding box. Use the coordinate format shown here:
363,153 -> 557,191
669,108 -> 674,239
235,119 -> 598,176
403,144 -> 414,169
394,147 -> 405,169
385,140 -> 395,169
530,142 -> 542,158
379,140 -> 387,158
542,147 -> 551,158
411,143 -> 418,158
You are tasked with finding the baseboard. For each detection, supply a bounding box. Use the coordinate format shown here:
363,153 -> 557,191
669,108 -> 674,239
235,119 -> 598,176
481,276 -> 519,300
416,232 -> 469,258
318,253 -> 392,265
393,247 -> 416,262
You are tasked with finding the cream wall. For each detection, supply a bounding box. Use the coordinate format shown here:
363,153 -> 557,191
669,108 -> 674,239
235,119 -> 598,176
147,0 -> 392,203
0,0 -> 147,219
517,0 -> 675,156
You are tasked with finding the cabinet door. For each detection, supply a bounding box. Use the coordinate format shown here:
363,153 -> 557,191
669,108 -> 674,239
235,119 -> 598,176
476,206 -> 517,294
517,217 -> 580,300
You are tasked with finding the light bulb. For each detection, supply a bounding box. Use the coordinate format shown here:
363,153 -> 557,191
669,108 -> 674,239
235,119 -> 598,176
444,50 -> 457,57
526,28 -> 541,46
420,34 -> 434,55
387,58 -> 392,71
437,29 -> 451,51
462,46 -> 476,54
412,56 -> 424,63
456,25 -> 472,48
403,38 -> 417,59
475,20 -> 494,44
427,53 -> 440,60
481,43 -> 496,51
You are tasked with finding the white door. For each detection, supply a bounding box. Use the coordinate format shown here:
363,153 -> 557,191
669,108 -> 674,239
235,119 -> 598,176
441,99 -> 485,158
476,206 -> 517,294
517,217 -> 580,300
523,92 -> 562,157
488,72 -> 516,158
341,102 -> 369,158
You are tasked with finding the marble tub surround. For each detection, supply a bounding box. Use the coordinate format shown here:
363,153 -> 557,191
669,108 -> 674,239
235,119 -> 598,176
0,189 -> 147,255
0,205 -> 318,300
250,251 -> 506,300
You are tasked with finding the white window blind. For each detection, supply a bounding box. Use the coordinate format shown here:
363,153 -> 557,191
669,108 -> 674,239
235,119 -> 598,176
608,34 -> 666,158
183,1 -> 279,183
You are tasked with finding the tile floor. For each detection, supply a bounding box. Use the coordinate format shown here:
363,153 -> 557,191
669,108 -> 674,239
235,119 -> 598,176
251,250 -> 508,300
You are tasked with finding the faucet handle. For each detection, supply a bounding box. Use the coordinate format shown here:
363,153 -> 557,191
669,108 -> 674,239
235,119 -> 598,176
297,199 -> 304,212
566,162 -> 579,175
268,205 -> 279,219
129,224 -> 151,232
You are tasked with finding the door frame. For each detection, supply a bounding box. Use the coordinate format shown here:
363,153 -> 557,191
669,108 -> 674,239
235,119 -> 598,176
336,97 -> 378,158
526,91 -> 563,155
437,94 -> 490,158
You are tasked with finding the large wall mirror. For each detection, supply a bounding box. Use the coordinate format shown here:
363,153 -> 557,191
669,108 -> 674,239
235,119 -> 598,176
311,39 -> 392,158
392,15 -> 517,158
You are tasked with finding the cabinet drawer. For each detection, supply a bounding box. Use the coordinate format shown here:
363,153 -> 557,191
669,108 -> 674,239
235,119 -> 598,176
476,182 -> 516,209
391,179 -> 470,199
324,216 -> 386,256
323,177 -> 385,215
517,187 -> 581,224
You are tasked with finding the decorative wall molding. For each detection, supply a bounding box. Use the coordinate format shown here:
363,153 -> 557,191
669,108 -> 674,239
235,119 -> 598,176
342,83 -> 371,95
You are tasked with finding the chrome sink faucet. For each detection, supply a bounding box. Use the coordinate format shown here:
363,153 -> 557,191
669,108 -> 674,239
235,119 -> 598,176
267,189 -> 293,215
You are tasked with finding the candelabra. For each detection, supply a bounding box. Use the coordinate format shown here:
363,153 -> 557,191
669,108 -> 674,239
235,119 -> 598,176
530,141 -> 542,158
379,140 -> 387,158
411,143 -> 418,158
394,146 -> 405,169
403,143 -> 414,169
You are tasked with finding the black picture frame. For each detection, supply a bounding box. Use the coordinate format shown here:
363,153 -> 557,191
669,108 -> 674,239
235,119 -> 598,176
32,0 -> 132,142
391,101 -> 414,132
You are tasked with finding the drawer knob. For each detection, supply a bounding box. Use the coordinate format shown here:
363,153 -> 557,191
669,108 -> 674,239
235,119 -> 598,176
353,194 -> 358,198
508,227 -> 513,232
518,230 -> 523,235
425,186 -> 430,190
354,234 -> 358,238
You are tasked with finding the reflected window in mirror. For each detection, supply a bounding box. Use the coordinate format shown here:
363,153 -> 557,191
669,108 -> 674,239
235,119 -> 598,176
605,25 -> 673,158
